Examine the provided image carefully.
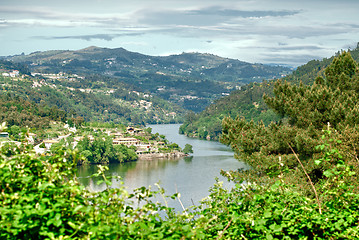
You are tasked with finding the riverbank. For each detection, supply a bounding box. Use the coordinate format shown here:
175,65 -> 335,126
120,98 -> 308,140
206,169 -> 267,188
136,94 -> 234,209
77,124 -> 246,209
137,151 -> 188,160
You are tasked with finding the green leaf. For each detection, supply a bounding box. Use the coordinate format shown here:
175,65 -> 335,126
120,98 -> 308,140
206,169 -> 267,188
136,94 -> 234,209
68,221 -> 77,229
54,218 -> 62,227
264,211 -> 272,218
266,233 -> 274,240
323,170 -> 333,178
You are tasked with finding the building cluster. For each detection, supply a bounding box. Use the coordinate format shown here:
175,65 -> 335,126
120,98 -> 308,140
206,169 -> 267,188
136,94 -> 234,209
31,72 -> 85,80
0,125 -> 167,156
1,70 -> 20,78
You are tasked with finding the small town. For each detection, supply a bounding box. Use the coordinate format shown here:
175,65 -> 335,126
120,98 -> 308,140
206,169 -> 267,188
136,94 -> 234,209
0,122 -> 188,164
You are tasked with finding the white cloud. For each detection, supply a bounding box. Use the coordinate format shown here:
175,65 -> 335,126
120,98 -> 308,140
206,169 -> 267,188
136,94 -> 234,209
0,0 -> 359,66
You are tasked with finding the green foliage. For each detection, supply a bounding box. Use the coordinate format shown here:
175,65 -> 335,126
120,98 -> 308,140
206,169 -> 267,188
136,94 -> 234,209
4,47 -> 359,239
0,149 -> 199,239
180,81 -> 282,140
221,51 -> 359,196
76,135 -> 137,164
2,141 -> 359,239
0,92 -> 67,129
180,46 -> 359,140
264,52 -> 359,129
8,47 -> 291,112
0,149 -> 88,239
183,144 -> 193,154
0,73 -> 185,126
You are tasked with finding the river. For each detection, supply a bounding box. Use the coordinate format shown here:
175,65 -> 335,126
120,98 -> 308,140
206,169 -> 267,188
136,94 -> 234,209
77,124 -> 248,210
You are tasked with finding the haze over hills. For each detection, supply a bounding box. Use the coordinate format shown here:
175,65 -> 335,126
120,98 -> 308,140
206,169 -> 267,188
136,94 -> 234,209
5,46 -> 292,112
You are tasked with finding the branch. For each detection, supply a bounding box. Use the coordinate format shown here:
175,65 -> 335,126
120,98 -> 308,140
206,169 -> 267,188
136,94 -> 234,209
216,218 -> 233,240
175,184 -> 188,215
288,143 -> 322,214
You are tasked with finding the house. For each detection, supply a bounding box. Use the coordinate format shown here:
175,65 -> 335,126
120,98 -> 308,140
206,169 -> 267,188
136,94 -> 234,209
43,140 -> 59,149
9,70 -> 19,78
74,136 -> 85,142
126,127 -> 143,135
25,133 -> 36,144
109,132 -> 123,138
113,137 -> 140,146
136,143 -> 151,153
157,141 -> 165,146
0,132 -> 9,138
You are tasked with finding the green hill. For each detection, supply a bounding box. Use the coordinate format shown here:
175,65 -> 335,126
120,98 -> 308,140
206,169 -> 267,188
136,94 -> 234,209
180,45 -> 359,140
6,46 -> 292,112
0,69 -> 186,126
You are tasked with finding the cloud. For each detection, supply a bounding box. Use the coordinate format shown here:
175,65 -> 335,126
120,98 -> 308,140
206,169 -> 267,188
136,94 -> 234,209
137,6 -> 300,27
0,6 -> 132,28
32,32 -> 144,41
1,0 -> 359,67
271,45 -> 326,51
190,6 -> 300,18
261,53 -> 325,66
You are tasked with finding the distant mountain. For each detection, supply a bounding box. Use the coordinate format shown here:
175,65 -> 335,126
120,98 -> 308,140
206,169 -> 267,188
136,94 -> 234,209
179,46 -> 359,140
6,46 -> 292,112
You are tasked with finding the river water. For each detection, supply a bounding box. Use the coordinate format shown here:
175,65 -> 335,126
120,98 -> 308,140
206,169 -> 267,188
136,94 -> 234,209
77,124 -> 248,210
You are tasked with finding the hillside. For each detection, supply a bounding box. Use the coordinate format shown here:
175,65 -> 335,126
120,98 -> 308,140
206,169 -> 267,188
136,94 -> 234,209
0,91 -> 67,130
4,51 -> 359,239
180,46 -> 359,140
6,46 -> 292,112
0,61 -> 186,126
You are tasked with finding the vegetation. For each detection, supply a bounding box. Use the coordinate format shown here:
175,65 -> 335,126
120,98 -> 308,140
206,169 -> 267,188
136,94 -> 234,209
2,125 -> 359,238
3,51 -> 359,239
180,45 -> 359,140
7,46 -> 291,112
183,144 -> 193,154
0,73 -> 185,125
68,136 -> 138,164
0,92 -> 67,129
221,51 -> 359,203
179,80 -> 280,140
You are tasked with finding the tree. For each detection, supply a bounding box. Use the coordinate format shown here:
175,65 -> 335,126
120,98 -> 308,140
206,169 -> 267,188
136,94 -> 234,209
183,144 -> 193,154
221,51 -> 359,194
76,135 -> 137,164
9,125 -> 20,140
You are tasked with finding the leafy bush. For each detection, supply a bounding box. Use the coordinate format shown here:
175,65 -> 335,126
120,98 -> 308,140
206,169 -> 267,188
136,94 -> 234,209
2,140 -> 359,239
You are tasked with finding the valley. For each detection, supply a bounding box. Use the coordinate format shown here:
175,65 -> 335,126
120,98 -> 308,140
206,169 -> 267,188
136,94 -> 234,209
4,46 -> 292,112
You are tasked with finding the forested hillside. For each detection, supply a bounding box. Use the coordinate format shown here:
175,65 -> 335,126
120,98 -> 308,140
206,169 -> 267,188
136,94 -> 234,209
0,67 -> 185,126
180,45 -> 359,140
6,46 -> 291,112
0,93 -> 67,129
3,51 -> 359,239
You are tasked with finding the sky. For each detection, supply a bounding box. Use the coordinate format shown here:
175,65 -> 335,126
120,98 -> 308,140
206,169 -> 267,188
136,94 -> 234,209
0,0 -> 358,67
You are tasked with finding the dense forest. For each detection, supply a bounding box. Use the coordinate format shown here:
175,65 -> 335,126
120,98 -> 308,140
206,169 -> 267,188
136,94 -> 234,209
2,51 -> 359,238
0,93 -> 68,129
180,45 -> 359,140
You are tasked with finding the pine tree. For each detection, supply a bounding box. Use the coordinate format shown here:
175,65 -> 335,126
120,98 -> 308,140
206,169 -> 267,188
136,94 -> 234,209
221,51 -> 359,194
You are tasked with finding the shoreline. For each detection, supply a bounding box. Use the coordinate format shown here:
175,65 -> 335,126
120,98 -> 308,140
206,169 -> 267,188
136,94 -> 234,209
137,151 -> 188,160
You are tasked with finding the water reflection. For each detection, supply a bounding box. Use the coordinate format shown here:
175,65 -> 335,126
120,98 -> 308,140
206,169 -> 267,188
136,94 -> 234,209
183,156 -> 193,163
77,124 -> 249,209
